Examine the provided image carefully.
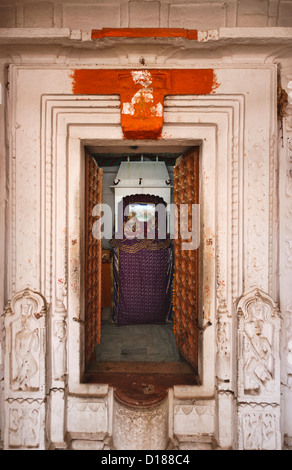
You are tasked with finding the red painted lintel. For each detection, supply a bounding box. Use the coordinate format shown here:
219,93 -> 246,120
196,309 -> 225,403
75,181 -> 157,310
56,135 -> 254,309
91,28 -> 198,40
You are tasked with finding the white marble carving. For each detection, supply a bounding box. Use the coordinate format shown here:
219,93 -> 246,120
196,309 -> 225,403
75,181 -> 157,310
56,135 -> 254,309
216,300 -> 231,384
113,396 -> 169,450
53,299 -> 67,381
4,288 -> 47,394
5,399 -> 46,449
0,55 -> 280,449
67,397 -> 108,438
3,288 -> 47,449
236,288 -> 281,449
173,401 -> 215,437
238,403 -> 281,450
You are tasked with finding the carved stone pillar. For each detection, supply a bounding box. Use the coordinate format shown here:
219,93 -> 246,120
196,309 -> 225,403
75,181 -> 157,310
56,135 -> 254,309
52,299 -> 67,382
3,288 -> 47,449
215,299 -> 236,449
236,288 -> 281,450
48,298 -> 67,448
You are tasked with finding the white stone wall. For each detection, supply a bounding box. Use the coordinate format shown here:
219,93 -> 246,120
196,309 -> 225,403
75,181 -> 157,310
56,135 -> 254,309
279,63 -> 292,449
0,0 -> 292,29
0,0 -> 291,452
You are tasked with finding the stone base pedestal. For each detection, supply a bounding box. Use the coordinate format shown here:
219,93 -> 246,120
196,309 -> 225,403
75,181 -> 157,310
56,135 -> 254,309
113,390 -> 169,450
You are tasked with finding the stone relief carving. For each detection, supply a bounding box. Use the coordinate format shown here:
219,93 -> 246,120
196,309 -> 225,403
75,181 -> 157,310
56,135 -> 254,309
246,130 -> 269,292
236,288 -> 281,450
238,404 -> 280,450
8,406 -> 39,448
4,288 -> 47,394
216,299 -> 231,384
237,288 -> 280,399
243,316 -> 273,395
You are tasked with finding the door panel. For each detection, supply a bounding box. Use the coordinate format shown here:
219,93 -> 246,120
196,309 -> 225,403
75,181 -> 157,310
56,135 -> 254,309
173,147 -> 200,371
84,150 -> 103,366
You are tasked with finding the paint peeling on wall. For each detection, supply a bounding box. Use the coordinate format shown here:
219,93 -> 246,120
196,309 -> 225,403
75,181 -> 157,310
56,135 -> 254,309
71,68 -> 219,139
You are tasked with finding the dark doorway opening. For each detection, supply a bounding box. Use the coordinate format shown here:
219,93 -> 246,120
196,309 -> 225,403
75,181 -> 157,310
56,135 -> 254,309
82,146 -> 201,405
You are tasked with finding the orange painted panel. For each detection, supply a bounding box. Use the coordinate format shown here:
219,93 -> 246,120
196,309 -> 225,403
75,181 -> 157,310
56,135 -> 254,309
72,69 -> 218,139
91,28 -> 198,40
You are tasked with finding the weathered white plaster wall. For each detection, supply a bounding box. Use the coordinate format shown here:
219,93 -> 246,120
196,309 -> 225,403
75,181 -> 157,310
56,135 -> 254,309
0,0 -> 291,452
0,0 -> 292,29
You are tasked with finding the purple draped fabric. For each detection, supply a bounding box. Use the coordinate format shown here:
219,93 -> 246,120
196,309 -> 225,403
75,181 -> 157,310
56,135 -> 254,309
112,194 -> 173,326
112,244 -> 173,325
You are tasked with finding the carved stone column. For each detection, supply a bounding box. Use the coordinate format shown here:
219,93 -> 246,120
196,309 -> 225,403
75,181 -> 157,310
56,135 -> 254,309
3,288 -> 47,449
236,288 -> 281,450
49,297 -> 67,448
215,299 -> 236,449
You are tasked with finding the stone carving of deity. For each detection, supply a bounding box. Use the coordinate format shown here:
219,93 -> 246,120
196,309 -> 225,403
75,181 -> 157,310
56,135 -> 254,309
12,297 -> 39,391
243,318 -> 273,395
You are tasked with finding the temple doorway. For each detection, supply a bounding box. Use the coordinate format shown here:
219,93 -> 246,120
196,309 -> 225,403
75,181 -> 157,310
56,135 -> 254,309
82,145 -> 201,404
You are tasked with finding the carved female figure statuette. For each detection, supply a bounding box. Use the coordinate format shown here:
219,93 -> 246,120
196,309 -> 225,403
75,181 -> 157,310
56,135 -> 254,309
4,288 -> 47,394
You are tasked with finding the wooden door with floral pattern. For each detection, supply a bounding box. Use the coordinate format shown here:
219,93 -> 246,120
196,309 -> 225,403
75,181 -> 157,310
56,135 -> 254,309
84,150 -> 103,366
173,147 -> 200,371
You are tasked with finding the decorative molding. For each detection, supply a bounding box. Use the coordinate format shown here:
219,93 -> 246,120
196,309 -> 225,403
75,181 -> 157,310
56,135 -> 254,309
67,397 -> 109,437
6,64 -> 276,449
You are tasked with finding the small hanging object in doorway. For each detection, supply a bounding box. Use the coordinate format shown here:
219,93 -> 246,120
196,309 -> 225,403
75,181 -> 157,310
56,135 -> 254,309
113,178 -> 121,185
139,178 -> 143,185
165,179 -> 171,185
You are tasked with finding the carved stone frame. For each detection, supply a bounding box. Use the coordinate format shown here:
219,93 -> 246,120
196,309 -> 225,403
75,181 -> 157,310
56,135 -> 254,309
3,64 -> 278,449
44,92 -> 244,448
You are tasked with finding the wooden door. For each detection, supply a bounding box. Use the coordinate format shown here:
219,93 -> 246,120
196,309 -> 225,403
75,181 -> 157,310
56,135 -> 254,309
84,150 -> 103,366
173,147 -> 200,371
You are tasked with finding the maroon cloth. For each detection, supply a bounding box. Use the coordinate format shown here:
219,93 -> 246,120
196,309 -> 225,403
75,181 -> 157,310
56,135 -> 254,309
112,194 -> 173,325
112,244 -> 173,325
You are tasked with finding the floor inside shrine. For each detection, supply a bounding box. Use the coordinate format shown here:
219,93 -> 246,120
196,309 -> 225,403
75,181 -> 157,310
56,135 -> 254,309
83,308 -> 199,405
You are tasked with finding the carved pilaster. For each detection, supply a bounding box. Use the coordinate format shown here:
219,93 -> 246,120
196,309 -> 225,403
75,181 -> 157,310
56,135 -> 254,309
215,299 -> 236,449
52,299 -> 67,382
3,288 -> 47,449
216,299 -> 231,387
48,298 -> 67,448
236,288 -> 281,450
238,403 -> 281,450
